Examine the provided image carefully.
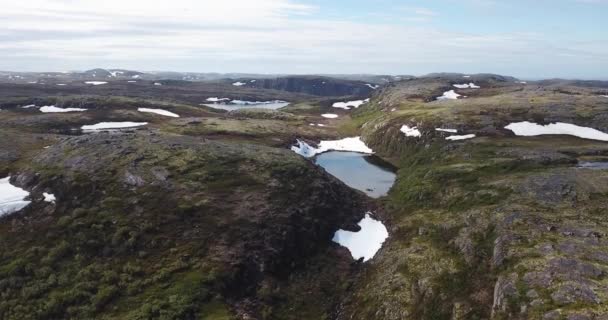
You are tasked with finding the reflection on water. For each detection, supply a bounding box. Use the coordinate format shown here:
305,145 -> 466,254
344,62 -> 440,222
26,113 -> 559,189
315,151 -> 397,198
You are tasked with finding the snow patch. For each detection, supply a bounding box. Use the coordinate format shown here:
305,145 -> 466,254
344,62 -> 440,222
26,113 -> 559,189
138,108 -> 179,118
291,137 -> 373,158
40,106 -> 87,113
446,134 -> 476,141
366,84 -> 379,89
56,84 -> 66,86
453,83 -> 480,89
154,82 -> 162,86
0,177 -> 31,217
437,90 -> 461,100
322,114 -> 339,119
505,121 -> 608,141
400,125 -> 421,137
43,193 -> 56,203
82,122 -> 148,131
85,81 -> 108,85
21,104 -> 37,109
332,99 -> 369,110
232,81 -> 246,86
206,97 -> 231,102
332,213 -> 388,262
436,128 -> 458,133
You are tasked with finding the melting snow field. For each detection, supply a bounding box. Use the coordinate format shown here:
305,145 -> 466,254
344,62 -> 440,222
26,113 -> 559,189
137,108 -> 179,118
82,122 -> 148,131
453,83 -> 480,89
366,84 -> 380,89
291,137 -> 373,158
437,90 -> 461,100
84,81 -> 108,85
332,99 -> 369,110
332,213 -> 388,262
400,125 -> 422,137
232,82 -> 246,86
154,82 -> 162,86
436,128 -> 458,133
446,134 -> 476,141
602,95 -> 608,98
321,114 -> 339,119
0,177 -> 31,217
40,106 -> 87,113
505,122 -> 608,141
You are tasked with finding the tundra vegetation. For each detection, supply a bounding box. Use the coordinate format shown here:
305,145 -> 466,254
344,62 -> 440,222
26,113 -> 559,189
1,72 -> 608,319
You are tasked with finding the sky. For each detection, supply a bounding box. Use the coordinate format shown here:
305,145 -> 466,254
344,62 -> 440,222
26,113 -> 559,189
0,0 -> 606,79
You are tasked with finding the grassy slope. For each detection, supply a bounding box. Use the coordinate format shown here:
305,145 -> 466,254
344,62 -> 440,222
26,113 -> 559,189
0,131 -> 367,320
336,84 -> 608,319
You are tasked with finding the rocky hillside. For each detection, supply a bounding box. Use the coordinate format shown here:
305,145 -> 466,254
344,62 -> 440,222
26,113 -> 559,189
2,73 -> 608,319
227,76 -> 374,97
335,78 -> 608,319
0,132 -> 368,319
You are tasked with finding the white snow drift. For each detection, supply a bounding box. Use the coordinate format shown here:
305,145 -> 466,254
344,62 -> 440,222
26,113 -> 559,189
0,177 -> 31,217
435,128 -> 458,133
437,90 -> 461,100
332,213 -> 389,262
81,122 -> 148,131
232,82 -> 246,86
453,83 -> 480,89
505,121 -> 608,142
332,99 -> 369,110
137,108 -> 179,118
400,125 -> 422,137
321,114 -> 339,119
40,106 -> 87,113
446,134 -> 476,141
366,84 -> 379,89
206,97 -> 231,102
291,137 -> 373,158
84,81 -> 108,85
43,193 -> 56,203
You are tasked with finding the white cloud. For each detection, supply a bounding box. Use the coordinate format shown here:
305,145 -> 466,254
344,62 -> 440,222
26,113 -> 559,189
0,0 -> 606,78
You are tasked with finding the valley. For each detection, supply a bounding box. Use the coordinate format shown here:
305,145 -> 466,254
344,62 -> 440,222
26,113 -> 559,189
1,70 -> 608,319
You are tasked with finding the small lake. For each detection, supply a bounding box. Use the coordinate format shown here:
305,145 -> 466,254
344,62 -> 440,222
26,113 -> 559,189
202,102 -> 290,111
577,161 -> 608,170
315,151 -> 397,198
